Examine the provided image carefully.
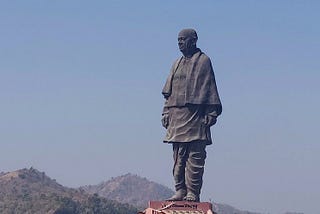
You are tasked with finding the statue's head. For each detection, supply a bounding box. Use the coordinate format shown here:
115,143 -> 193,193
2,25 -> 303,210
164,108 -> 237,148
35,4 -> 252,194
178,28 -> 198,56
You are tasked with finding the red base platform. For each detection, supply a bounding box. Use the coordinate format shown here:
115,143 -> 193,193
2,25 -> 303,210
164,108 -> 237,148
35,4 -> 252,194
138,201 -> 215,214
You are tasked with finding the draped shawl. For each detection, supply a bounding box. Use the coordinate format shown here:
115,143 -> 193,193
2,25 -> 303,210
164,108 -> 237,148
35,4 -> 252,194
162,49 -> 222,115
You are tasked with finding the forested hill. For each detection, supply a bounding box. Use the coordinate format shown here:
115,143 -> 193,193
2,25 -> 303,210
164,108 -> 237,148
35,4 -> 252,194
0,168 -> 137,214
80,173 -> 174,209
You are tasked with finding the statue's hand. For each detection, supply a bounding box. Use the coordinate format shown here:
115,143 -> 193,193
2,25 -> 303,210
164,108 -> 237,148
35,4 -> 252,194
204,115 -> 217,127
161,114 -> 169,129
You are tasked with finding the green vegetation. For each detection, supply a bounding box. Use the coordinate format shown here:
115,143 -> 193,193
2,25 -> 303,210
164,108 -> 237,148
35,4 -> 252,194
0,168 -> 137,214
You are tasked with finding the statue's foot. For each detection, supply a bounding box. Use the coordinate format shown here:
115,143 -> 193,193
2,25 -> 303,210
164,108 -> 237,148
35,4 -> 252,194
183,192 -> 199,202
166,189 -> 187,201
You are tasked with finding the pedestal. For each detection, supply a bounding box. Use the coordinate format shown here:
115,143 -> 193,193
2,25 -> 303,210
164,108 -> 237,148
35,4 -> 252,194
138,201 -> 216,214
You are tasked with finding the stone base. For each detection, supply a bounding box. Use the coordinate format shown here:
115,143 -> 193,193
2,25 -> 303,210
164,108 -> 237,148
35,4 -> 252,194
138,201 -> 215,214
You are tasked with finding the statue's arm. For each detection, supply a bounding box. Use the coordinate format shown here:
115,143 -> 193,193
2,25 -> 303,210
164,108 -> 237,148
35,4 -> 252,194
204,105 -> 220,127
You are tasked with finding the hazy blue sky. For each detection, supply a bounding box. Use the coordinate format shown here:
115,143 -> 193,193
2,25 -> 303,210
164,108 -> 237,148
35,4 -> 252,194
0,1 -> 319,213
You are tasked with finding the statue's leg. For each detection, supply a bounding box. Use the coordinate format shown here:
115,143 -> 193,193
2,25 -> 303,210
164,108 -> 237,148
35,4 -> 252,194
184,141 -> 207,202
167,143 -> 188,201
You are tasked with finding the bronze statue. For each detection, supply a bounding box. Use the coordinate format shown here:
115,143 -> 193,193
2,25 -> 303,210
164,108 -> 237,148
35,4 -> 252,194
162,29 -> 222,202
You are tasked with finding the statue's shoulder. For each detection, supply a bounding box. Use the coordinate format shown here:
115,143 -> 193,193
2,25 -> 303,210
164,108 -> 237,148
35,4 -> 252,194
198,51 -> 213,67
199,51 -> 211,62
174,57 -> 183,64
170,57 -> 183,71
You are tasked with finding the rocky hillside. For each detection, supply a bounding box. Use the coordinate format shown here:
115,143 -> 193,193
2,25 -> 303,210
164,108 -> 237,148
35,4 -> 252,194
80,173 -> 173,209
0,168 -> 137,214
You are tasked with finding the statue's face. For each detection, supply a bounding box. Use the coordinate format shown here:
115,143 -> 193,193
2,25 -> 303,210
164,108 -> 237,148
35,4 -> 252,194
178,36 -> 194,53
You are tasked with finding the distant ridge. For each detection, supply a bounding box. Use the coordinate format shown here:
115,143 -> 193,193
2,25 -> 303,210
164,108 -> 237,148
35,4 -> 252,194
213,203 -> 261,214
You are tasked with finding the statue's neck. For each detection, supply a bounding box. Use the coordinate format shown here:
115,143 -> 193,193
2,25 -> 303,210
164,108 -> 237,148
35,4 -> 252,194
182,47 -> 198,58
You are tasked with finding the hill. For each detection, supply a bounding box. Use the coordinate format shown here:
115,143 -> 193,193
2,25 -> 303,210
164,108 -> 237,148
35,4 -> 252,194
0,168 -> 137,214
80,173 -> 173,209
1,168 -> 301,214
